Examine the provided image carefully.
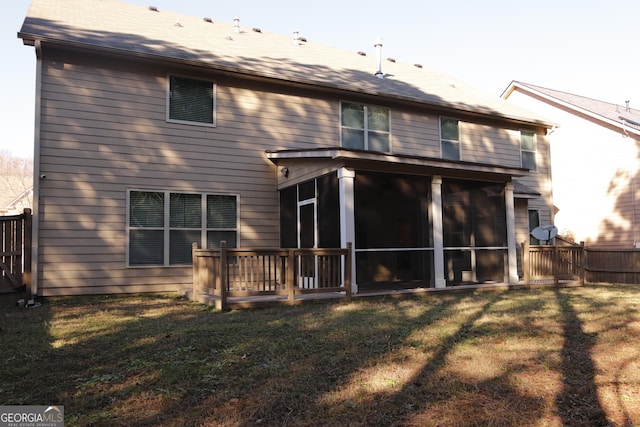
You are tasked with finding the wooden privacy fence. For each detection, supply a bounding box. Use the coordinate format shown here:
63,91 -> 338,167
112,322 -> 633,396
522,240 -> 640,285
1,208 -> 32,295
584,248 -> 640,284
192,241 -> 352,309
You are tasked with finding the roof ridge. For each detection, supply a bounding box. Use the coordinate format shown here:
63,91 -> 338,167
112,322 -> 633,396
514,81 -> 640,116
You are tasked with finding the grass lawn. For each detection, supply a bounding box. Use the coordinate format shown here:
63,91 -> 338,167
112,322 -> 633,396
1,284 -> 639,426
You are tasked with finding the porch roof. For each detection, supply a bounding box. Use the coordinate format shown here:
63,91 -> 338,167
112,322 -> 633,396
265,147 -> 529,182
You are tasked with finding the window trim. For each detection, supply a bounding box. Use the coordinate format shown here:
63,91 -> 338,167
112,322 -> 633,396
520,129 -> 537,172
439,117 -> 461,161
340,101 -> 391,152
126,189 -> 239,267
166,74 -> 217,127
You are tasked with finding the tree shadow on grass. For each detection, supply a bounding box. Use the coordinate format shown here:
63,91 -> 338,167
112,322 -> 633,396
7,288 -> 633,426
554,288 -> 610,426
369,290 -> 552,426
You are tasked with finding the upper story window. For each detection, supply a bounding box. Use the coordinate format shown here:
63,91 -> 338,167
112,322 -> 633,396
521,130 -> 537,171
128,190 -> 237,266
341,102 -> 390,152
167,75 -> 216,126
440,118 -> 460,160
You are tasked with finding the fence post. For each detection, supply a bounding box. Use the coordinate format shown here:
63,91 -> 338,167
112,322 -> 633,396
344,242 -> 352,298
218,241 -> 228,311
580,241 -> 585,285
522,240 -> 530,285
23,208 -> 32,298
287,249 -> 295,302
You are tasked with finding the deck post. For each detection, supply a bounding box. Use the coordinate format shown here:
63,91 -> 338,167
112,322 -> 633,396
191,242 -> 199,302
580,241 -> 585,284
431,176 -> 446,288
522,240 -> 530,285
218,241 -> 228,310
505,182 -> 519,284
344,242 -> 352,298
553,243 -> 559,285
287,248 -> 295,302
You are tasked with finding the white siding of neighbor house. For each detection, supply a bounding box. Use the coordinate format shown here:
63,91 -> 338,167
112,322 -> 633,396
35,47 -> 552,295
508,89 -> 640,248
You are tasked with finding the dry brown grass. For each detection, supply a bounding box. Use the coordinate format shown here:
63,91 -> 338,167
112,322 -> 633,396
1,284 -> 639,426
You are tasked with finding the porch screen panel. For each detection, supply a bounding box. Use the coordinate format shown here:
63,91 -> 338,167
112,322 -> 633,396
355,172 -> 430,249
317,173 -> 340,248
443,180 -> 506,247
354,171 -> 432,287
442,179 -> 508,285
279,186 -> 297,248
299,204 -> 315,248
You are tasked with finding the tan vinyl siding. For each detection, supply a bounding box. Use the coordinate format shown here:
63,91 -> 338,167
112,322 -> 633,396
37,49 -> 299,295
391,110 -> 440,157
461,123 -> 520,166
35,46 -> 553,295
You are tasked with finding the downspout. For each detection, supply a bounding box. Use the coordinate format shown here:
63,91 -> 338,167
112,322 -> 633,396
31,39 -> 43,296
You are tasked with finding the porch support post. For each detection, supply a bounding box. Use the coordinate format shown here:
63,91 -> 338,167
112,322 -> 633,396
338,167 -> 357,294
505,181 -> 519,284
431,176 -> 446,288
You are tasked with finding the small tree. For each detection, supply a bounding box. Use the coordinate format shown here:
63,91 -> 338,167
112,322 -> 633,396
0,150 -> 33,214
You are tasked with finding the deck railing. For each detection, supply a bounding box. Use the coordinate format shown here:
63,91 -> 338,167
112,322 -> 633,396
192,242 -> 352,309
521,240 -> 584,284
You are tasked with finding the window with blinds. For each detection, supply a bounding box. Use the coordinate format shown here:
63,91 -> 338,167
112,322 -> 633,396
128,190 -> 237,266
168,75 -> 215,126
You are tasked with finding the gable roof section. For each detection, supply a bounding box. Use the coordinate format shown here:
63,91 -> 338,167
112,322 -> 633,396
503,81 -> 640,138
18,0 -> 552,128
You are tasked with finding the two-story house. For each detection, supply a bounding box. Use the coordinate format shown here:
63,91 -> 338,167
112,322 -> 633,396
19,0 -> 554,297
504,81 -> 640,249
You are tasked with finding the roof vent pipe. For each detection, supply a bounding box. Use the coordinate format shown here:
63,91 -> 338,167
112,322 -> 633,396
233,17 -> 240,33
293,29 -> 300,45
626,100 -> 631,112
374,38 -> 384,79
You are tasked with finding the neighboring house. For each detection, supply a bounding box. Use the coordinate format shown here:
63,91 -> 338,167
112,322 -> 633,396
503,81 -> 640,249
18,0 -> 554,297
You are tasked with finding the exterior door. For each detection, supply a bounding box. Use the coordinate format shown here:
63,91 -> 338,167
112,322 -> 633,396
298,198 -> 318,288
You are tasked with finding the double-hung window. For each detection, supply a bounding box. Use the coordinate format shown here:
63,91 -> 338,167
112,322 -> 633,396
341,102 -> 390,152
440,118 -> 460,160
167,75 -> 216,126
128,190 -> 237,266
521,130 -> 537,171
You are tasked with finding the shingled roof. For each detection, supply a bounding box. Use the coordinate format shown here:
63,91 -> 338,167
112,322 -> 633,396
503,81 -> 640,137
18,0 -> 551,127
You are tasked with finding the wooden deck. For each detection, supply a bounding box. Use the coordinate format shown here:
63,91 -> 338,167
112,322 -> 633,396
186,279 -> 581,310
